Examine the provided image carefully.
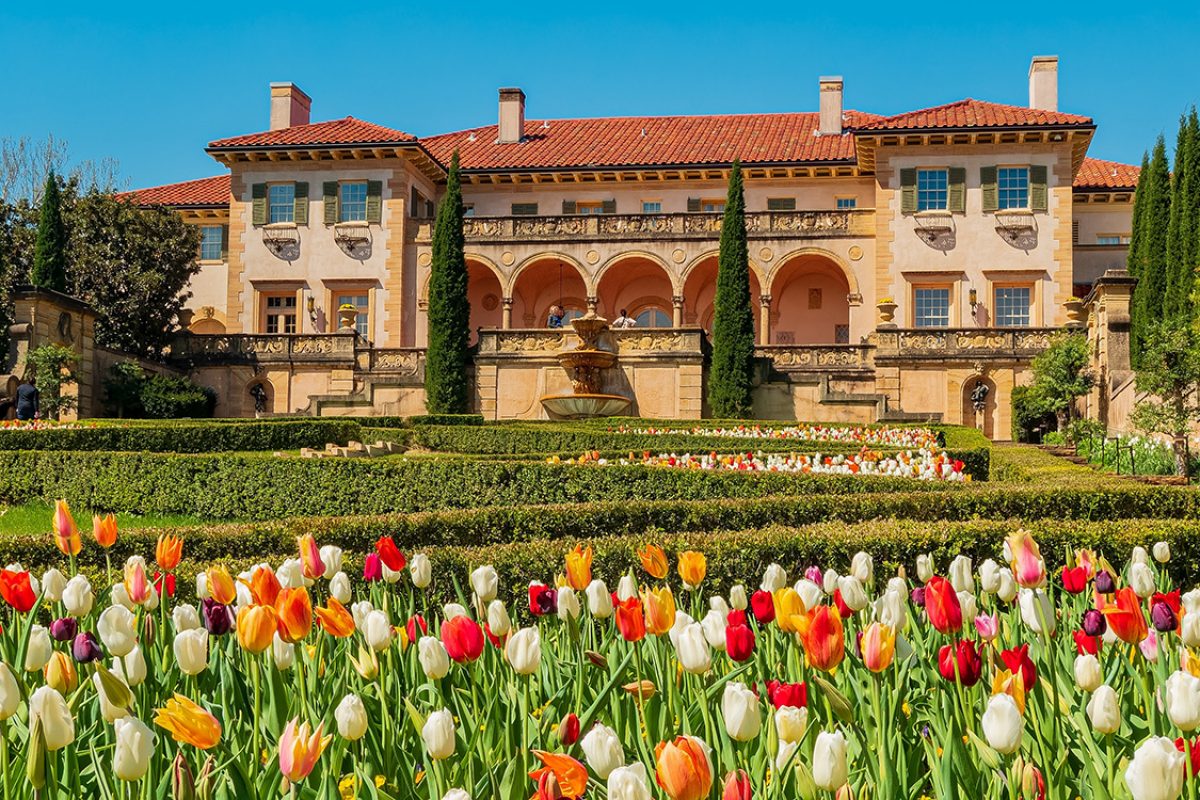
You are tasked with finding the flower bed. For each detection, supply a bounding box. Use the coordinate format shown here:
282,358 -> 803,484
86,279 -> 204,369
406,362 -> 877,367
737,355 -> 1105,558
615,423 -> 943,449
1,504 -> 1199,798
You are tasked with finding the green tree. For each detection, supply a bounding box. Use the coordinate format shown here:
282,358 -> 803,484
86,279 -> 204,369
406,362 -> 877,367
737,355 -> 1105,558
31,171 -> 68,293
1131,319 -> 1200,476
1126,150 -> 1150,280
1166,108 -> 1200,321
707,160 -> 756,419
424,151 -> 471,413
1028,331 -> 1094,431
24,343 -> 78,419
1130,137 -> 1172,364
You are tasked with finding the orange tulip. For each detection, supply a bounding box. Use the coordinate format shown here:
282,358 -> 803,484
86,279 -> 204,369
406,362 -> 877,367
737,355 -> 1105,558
624,680 -> 657,701
248,565 -> 281,607
643,587 -> 676,636
639,545 -> 669,579
236,604 -> 278,654
276,587 -> 313,644
314,597 -> 355,638
615,596 -> 646,642
92,514 -> 117,549
773,588 -> 806,633
298,534 -> 325,581
206,567 -> 237,606
1102,586 -> 1148,644
991,668 -> 1027,714
155,694 -> 222,750
678,551 -> 707,589
52,500 -> 80,557
155,534 -> 183,571
279,718 -> 332,783
564,544 -> 593,591
124,557 -> 151,606
530,750 -> 588,800
860,622 -> 896,672
795,605 -> 845,672
655,735 -> 714,800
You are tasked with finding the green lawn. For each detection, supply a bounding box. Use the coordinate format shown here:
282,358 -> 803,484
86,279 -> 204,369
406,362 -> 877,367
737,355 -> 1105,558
0,501 -> 214,537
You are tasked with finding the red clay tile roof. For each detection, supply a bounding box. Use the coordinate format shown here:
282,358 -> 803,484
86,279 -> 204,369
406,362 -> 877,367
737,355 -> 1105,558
421,112 -> 884,171
858,99 -> 1093,132
121,174 -> 230,207
1075,157 -> 1140,190
208,117 -> 417,150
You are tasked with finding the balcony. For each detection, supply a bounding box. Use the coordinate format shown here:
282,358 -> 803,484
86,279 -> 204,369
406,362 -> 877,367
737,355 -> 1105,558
875,328 -> 1056,362
173,333 -> 358,366
412,209 -> 874,244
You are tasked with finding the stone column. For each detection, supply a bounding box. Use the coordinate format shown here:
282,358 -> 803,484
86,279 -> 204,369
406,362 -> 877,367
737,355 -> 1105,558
501,297 -> 513,329
672,295 -> 684,328
759,295 -> 772,345
586,296 -> 598,315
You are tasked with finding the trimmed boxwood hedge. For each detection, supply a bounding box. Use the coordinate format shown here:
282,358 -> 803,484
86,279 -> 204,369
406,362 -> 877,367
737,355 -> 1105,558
0,419 -> 363,453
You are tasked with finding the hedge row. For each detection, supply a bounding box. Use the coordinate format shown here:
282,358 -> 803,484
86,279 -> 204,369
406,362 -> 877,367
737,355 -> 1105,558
0,419 -> 363,453
0,450 -> 961,520
988,443 -> 1116,485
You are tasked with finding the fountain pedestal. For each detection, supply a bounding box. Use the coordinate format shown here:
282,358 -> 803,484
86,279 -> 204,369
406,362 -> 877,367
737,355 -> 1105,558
539,315 -> 632,419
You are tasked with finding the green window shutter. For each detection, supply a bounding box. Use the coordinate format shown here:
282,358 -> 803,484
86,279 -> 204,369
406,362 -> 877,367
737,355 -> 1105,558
251,183 -> 267,226
512,202 -> 538,216
899,169 -> 917,214
601,199 -> 616,214
947,168 -> 966,213
323,182 -> 338,225
366,181 -> 383,224
220,224 -> 230,260
767,198 -> 796,211
687,197 -> 701,212
1030,165 -> 1048,212
561,200 -> 577,215
293,182 -> 309,225
981,166 -> 999,212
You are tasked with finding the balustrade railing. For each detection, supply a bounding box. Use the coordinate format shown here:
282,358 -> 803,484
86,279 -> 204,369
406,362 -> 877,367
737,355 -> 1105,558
174,333 -> 358,364
875,328 -> 1056,359
755,344 -> 873,370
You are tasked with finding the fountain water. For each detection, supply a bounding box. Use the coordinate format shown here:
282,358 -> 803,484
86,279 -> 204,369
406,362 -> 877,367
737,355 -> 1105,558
539,314 -> 632,419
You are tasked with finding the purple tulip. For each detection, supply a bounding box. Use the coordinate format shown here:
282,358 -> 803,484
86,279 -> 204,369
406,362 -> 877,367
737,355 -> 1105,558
201,598 -> 232,636
911,587 -> 926,608
72,632 -> 103,663
1081,608 -> 1107,638
363,553 -> 383,582
1094,570 -> 1116,594
49,617 -> 78,642
1151,601 -> 1178,633
804,565 -> 823,583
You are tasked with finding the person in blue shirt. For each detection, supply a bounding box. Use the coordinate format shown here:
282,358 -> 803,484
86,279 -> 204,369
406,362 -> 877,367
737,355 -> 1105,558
15,377 -> 39,420
547,305 -> 564,328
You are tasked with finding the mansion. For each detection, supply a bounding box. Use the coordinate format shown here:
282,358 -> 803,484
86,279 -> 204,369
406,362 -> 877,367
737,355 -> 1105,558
129,56 -> 1139,437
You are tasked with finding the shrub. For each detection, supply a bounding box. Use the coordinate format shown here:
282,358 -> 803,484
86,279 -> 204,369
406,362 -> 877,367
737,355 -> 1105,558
405,414 -> 484,427
102,362 -> 216,419
1010,385 -> 1056,443
0,419 -> 361,453
25,343 -> 78,419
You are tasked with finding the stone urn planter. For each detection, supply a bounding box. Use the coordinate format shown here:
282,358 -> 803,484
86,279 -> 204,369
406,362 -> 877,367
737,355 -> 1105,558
337,303 -> 359,332
876,299 -> 898,326
1064,298 -> 1084,327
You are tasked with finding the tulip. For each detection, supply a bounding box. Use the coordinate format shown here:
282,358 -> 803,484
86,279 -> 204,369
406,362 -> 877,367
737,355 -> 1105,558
470,565 -> 499,603
639,545 -> 668,579
981,694 -> 1023,755
419,636 -> 451,679
1094,569 -> 1117,594
152,533 -> 182,572
422,708 -> 456,760
1166,671 -> 1200,731
44,652 -> 78,694
29,686 -> 75,751
795,579 -> 823,611
701,609 -> 727,648
279,718 -> 332,783
1000,644 -> 1037,693
232,604 -> 274,654
617,573 -> 638,601
1061,565 -> 1088,594
314,597 -> 355,638
796,606 -> 844,672
581,723 -> 625,779
1129,562 -> 1156,598
676,622 -> 712,674
750,590 -> 776,624
766,680 -> 807,709
293,535 -> 325,582
678,551 -> 707,589
93,513 -> 118,548
608,763 -> 651,800
362,553 -> 383,582
487,599 -> 512,638
443,792 -> 472,800
861,622 -> 896,672
155,694 -> 222,750
98,604 -> 138,658
978,559 -> 1001,593
0,570 -> 36,613
974,612 -> 1000,641
948,554 -> 974,593
565,545 -> 593,590
375,536 -> 406,571
655,735 -> 713,800
530,750 -> 588,799
1082,607 -> 1107,637
924,576 -> 962,634
721,682 -> 761,741
173,604 -> 201,633
557,587 -> 581,621
1074,653 -> 1102,692
72,631 -> 103,663
1152,600 -> 1178,633
201,598 -> 233,636
409,553 -> 431,588
1075,628 -> 1102,655
52,499 -> 80,557
112,646 -> 147,689
325,570 -> 351,604
364,609 -> 394,652
331,693 -> 369,742
1125,737 -> 1185,800
1105,587 -> 1149,644
722,770 -> 751,800
174,629 -> 209,676
773,588 -> 804,633
49,617 -> 77,642
1087,685 -> 1121,734
851,551 -> 874,585
1154,541 -> 1172,563
775,740 -> 801,773
812,730 -> 849,791
558,712 -> 581,746
529,583 -> 558,616
113,717 -> 155,781
1007,529 -> 1045,588
730,585 -> 748,610
938,640 -> 982,686
644,587 -> 676,636
725,623 -> 755,662
92,666 -> 131,722
615,596 -> 647,642
0,663 -> 18,721
25,625 -> 51,671
997,570 -> 1018,603
761,564 -> 788,592
586,580 -> 613,618
507,627 -> 541,675
837,576 -> 868,612
442,615 -> 485,662
775,705 -> 808,743
273,634 -> 295,671
41,568 -> 66,603
1019,589 -> 1056,636
275,587 -> 313,644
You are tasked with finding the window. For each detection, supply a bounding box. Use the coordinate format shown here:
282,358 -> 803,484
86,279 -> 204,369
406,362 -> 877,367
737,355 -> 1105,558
701,200 -> 725,213
268,184 -> 295,224
262,294 -> 297,334
199,226 -> 223,261
917,169 -> 948,211
339,182 -> 368,222
836,197 -> 857,210
635,307 -> 672,327
641,201 -> 662,213
463,204 -> 475,217
766,198 -> 796,211
1097,234 -> 1130,245
336,292 -> 370,337
994,286 -> 1032,327
511,202 -> 539,216
562,307 -> 585,324
913,287 -> 951,328
576,201 -> 605,215
997,167 -> 1030,210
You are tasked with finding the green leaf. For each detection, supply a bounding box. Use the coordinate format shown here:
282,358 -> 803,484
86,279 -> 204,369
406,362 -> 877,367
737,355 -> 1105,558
966,730 -> 1001,771
811,673 -> 854,724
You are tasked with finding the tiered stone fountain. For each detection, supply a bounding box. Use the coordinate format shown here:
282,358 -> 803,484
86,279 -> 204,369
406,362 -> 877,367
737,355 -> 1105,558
539,314 -> 632,419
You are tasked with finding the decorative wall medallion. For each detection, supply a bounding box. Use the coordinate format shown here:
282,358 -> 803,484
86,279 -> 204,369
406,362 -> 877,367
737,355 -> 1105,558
759,247 -> 774,262
418,252 -> 431,267
585,250 -> 600,265
482,294 -> 500,311
848,246 -> 863,261
671,249 -> 686,264
501,251 -> 516,266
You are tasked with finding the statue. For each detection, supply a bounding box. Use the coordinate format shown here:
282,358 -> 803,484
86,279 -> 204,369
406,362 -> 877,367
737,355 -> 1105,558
249,383 -> 268,414
970,380 -> 990,413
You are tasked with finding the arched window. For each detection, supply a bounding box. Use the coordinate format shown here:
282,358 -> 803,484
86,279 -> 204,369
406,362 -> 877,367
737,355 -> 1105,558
635,307 -> 671,327
562,307 -> 586,324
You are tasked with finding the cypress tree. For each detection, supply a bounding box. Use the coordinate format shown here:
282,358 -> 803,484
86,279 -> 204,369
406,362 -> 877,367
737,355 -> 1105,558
1165,109 -> 1200,320
31,171 -> 68,293
1131,136 -> 1172,364
1127,151 -> 1150,280
1179,108 -> 1200,319
424,150 -> 471,413
707,160 -> 756,419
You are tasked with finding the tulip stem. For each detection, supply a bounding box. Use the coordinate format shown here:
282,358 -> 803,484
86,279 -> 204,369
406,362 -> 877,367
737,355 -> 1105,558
251,655 -> 261,769
521,674 -> 531,780
0,719 -> 9,800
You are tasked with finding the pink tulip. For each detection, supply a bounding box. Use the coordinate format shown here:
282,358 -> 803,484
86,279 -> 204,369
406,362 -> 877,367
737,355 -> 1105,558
1006,530 -> 1046,588
124,558 -> 151,606
298,535 -> 325,580
279,718 -> 331,783
974,613 -> 1000,641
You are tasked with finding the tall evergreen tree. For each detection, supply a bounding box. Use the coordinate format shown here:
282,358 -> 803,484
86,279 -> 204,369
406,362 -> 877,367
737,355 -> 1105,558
1165,109 -> 1200,320
1130,136 -> 1172,364
707,160 -> 756,419
31,171 -> 68,293
1126,150 -> 1150,280
424,151 -> 471,413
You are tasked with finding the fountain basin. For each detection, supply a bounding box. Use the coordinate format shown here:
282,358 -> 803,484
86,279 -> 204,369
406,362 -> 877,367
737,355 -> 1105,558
558,350 -> 616,371
540,393 -> 632,419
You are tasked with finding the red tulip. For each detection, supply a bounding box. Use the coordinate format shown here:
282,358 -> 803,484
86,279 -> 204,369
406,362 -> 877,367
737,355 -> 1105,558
938,640 -> 982,686
832,589 -> 854,619
441,616 -> 484,663
725,624 -> 756,662
750,590 -> 775,624
1176,738 -> 1200,781
529,583 -> 557,616
1073,629 -> 1101,655
722,769 -> 752,800
615,596 -> 646,642
1061,566 -> 1088,594
924,576 -> 962,634
766,680 -> 807,709
374,537 -> 406,571
1000,644 -> 1037,692
406,614 -> 428,643
362,554 -> 383,582
557,712 -> 580,746
0,570 -> 36,613
726,609 -> 747,627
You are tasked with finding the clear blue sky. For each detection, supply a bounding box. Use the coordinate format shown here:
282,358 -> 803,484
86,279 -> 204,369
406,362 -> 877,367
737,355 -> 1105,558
3,1 -> 1197,189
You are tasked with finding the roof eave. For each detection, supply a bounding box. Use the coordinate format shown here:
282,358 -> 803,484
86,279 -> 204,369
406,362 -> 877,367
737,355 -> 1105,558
205,139 -> 421,155
854,122 -> 1096,135
456,157 -> 861,176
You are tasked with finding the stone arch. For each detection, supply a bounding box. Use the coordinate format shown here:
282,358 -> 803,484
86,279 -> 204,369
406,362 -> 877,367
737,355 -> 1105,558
681,249 -> 768,289
767,251 -> 852,345
961,374 -> 999,439
418,253 -> 507,304
680,251 -> 763,337
594,250 -> 681,294
188,307 -> 228,335
245,377 -> 275,416
507,252 -> 589,296
509,253 -> 590,327
595,252 -> 678,324
768,247 -> 859,298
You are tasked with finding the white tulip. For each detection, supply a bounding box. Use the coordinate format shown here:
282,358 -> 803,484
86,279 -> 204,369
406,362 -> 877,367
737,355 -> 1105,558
997,571 -> 1018,603
410,554 -> 432,589
675,622 -> 711,674
329,572 -> 352,604
607,763 -> 652,800
335,694 -> 368,741
887,575 -> 907,595
487,600 -> 511,637
442,791 -> 471,800
721,682 -> 761,741
1129,563 -> 1156,599
1183,589 -> 1200,615
981,694 -> 1022,754
581,722 -> 625,779
470,565 -> 498,604
700,609 -> 727,649
114,647 -> 146,688
1018,589 -> 1056,635
978,559 -> 1002,594
113,717 -> 155,781
319,545 -> 344,575
557,587 -> 580,621
1074,653 -> 1103,692
949,555 -> 975,593
62,575 -> 94,617
1153,541 -> 1171,563
761,563 -> 787,592
29,686 -> 74,751
617,574 -> 637,601
822,569 -> 840,595
812,729 -> 849,791
351,600 -> 374,631
0,663 -> 18,720
837,576 -> 868,612
957,591 -> 978,627
776,739 -> 801,772
110,583 -> 133,611
442,603 -> 468,620
92,671 -> 130,723
506,627 -> 541,675
41,568 -> 66,603
277,559 -> 308,589
668,611 -> 695,650
419,637 -> 450,680
1131,546 -> 1150,565
586,580 -> 613,618
1184,613 -> 1200,649
874,589 -> 907,631
381,562 -> 402,584
364,610 -> 394,652
173,629 -> 208,676
422,709 -> 456,760
272,633 -> 294,671
709,596 -> 729,617
1165,670 -> 1200,731
1087,685 -> 1121,734
98,605 -> 138,658
851,551 -> 874,585
172,604 -> 200,633
729,584 -> 748,610
774,705 -> 808,744
916,554 -> 934,583
25,625 -> 51,671
1125,736 -> 1185,800
195,571 -> 210,600
795,579 -> 823,611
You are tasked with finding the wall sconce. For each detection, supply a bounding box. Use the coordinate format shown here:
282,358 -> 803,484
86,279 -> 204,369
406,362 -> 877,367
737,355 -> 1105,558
306,296 -> 318,328
968,288 -> 979,317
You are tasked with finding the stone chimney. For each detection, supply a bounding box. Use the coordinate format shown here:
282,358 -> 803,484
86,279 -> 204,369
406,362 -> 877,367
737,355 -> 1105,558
270,82 -> 312,131
818,77 -> 844,136
1028,56 -> 1058,112
498,88 -> 526,144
